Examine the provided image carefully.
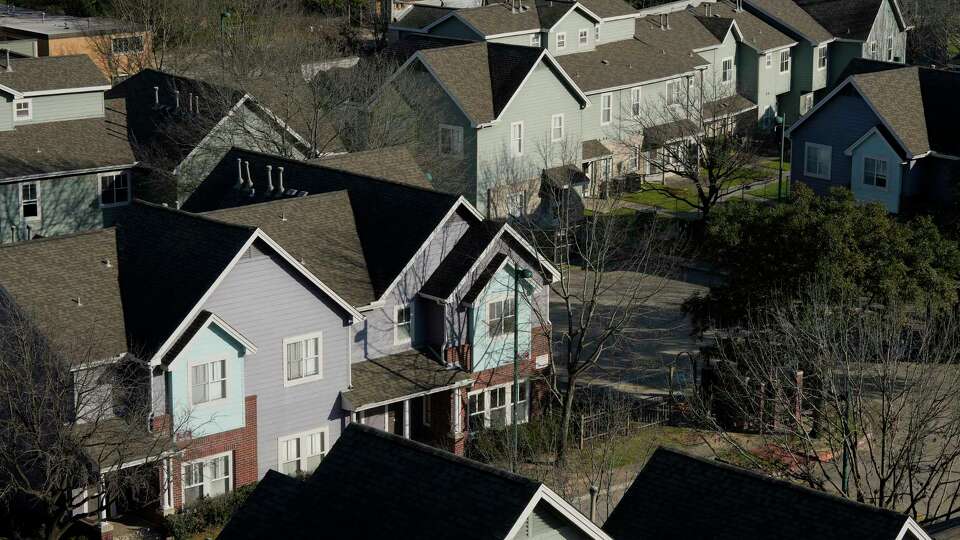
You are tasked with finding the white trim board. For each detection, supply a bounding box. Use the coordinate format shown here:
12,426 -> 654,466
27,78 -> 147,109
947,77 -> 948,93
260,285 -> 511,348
504,485 -> 612,540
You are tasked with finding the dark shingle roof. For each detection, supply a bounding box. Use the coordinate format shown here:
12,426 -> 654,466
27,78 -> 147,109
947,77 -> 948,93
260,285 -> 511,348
697,2 -> 795,51
447,0 -> 600,36
577,0 -> 637,19
420,220 -> 504,300
394,4 -> 458,29
542,164 -> 590,188
582,139 -> 613,160
635,10 -> 724,52
203,191 -> 375,307
461,251 -> 509,305
314,146 -> 430,189
603,447 -> 918,540
385,33 -> 473,61
342,350 -> 473,409
0,229 -> 127,361
218,423 -> 543,540
0,54 -> 108,93
744,0 -> 834,43
557,38 -> 703,92
794,0 -> 887,41
704,93 -> 758,120
0,97 -> 136,180
642,118 -> 699,148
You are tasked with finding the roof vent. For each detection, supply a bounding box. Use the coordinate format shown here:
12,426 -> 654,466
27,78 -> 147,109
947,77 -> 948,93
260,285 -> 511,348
74,296 -> 83,307
4,49 -> 10,73
244,160 -> 254,189
601,59 -> 609,65
280,208 -> 287,222
285,188 -> 298,197
276,166 -> 285,195
296,190 -> 309,197
266,165 -> 274,192
153,85 -> 159,106
236,158 -> 244,188
102,258 -> 112,268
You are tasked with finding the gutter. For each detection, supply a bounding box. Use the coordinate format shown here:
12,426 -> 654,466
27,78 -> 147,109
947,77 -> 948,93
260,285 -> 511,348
1,162 -> 139,184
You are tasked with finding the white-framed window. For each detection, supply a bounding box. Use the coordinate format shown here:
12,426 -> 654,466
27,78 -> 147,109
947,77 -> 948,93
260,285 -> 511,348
600,93 -> 612,125
800,93 -> 814,115
99,172 -> 131,207
19,182 -> 39,221
765,52 -> 772,69
817,45 -> 827,70
631,87 -> 642,116
804,142 -> 832,180
530,33 -> 540,47
630,146 -> 641,171
278,427 -> 328,476
594,25 -> 600,41
112,35 -> 144,54
666,79 -> 684,107
721,57 -> 734,83
182,452 -> 232,506
863,156 -> 888,189
779,50 -> 790,73
510,122 -> 523,156
578,29 -> 588,46
283,332 -> 323,386
487,296 -> 516,337
438,124 -> 463,156
551,113 -> 564,142
556,32 -> 566,49
467,380 -> 531,432
394,304 -> 413,345
869,40 -> 878,57
886,36 -> 894,61
422,395 -> 432,426
13,98 -> 31,121
190,359 -> 227,405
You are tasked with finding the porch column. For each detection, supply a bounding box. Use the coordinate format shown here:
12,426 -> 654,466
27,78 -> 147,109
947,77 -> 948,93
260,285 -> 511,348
403,399 -> 411,439
160,457 -> 174,516
98,475 -> 107,520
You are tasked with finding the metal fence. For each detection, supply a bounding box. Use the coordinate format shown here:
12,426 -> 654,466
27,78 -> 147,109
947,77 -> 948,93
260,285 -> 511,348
577,395 -> 673,449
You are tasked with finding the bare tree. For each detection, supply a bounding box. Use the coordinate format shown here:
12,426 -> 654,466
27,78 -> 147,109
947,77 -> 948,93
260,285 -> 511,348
694,286 -> 960,523
901,0 -> 960,64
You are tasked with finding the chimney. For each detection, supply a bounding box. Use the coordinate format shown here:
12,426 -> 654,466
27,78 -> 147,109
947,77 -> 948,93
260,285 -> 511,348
153,85 -> 159,105
244,160 -> 253,189
277,166 -> 285,194
174,90 -> 180,109
236,158 -> 244,188
266,165 -> 274,192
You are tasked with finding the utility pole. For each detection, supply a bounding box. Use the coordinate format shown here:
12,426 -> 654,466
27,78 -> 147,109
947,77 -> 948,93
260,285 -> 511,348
513,265 -> 533,473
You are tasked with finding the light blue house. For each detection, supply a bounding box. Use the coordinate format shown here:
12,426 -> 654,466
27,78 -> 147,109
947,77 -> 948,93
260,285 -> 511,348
789,65 -> 960,214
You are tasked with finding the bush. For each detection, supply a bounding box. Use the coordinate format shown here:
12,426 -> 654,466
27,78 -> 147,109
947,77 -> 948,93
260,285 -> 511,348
164,482 -> 258,539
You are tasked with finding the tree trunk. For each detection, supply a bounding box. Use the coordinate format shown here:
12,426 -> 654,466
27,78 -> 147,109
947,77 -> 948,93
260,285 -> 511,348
557,373 -> 578,462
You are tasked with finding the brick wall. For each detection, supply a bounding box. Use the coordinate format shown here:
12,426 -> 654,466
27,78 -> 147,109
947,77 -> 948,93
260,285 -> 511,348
445,343 -> 472,371
168,395 -> 258,510
471,325 -> 552,391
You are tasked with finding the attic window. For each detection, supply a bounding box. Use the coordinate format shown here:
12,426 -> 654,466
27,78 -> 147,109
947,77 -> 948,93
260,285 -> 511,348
13,99 -> 31,121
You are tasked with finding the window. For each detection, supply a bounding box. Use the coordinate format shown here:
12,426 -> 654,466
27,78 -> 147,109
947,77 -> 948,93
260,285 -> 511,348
863,157 -> 888,188
600,93 -> 612,125
13,99 -> 31,121
487,297 -> 516,336
515,383 -> 529,424
779,50 -> 790,73
488,387 -> 507,427
99,172 -> 131,207
765,52 -> 772,69
578,29 -> 588,46
510,122 -> 523,156
468,392 -> 486,432
817,45 -> 827,70
467,381 -> 530,432
422,395 -> 432,426
804,143 -> 832,180
594,25 -> 600,41
666,79 -> 684,107
800,93 -> 814,115
721,57 -> 733,83
284,332 -> 322,385
191,359 -> 226,405
551,113 -> 564,141
394,304 -> 412,344
112,35 -> 144,54
530,33 -> 540,47
886,36 -> 894,61
20,182 -> 39,221
630,146 -> 641,171
183,453 -> 231,506
631,87 -> 641,116
278,428 -> 327,476
438,124 -> 463,156
556,32 -> 566,49
869,40 -> 878,57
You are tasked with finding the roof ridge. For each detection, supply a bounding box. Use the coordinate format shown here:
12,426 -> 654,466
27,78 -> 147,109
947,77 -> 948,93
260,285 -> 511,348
201,189 -> 352,216
654,447 -> 912,521
345,423 -> 541,488
130,199 -> 258,233
0,226 -> 116,250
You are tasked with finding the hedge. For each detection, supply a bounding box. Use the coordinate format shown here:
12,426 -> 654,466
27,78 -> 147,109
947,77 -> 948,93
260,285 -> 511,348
164,482 -> 258,539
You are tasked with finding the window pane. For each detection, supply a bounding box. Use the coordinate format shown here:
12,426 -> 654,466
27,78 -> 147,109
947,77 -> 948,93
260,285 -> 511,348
184,485 -> 202,505
192,365 -> 208,403
287,342 -> 302,380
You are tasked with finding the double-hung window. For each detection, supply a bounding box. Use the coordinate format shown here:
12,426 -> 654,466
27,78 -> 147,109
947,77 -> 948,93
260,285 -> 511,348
191,359 -> 226,405
886,36 -> 894,61
394,304 -> 412,344
556,32 -> 566,49
869,40 -> 878,57
508,191 -> 525,218
578,29 -> 588,46
284,332 -> 322,385
467,381 -> 531,432
666,79 -> 683,107
515,383 -> 529,424
279,428 -> 327,476
99,172 -> 131,207
20,182 -> 39,221
488,387 -> 507,427
765,52 -> 772,69
779,50 -> 790,73
487,297 -> 516,337
438,124 -> 463,156
800,93 -> 814,115
183,452 -> 231,505
530,33 -> 541,47
510,122 -> 524,156
13,99 -> 31,121
468,392 -> 486,432
600,93 -> 612,125
817,45 -> 827,70
804,143 -> 832,180
594,25 -> 600,41
551,113 -> 564,142
863,157 -> 888,188
721,57 -> 733,83
630,87 -> 641,116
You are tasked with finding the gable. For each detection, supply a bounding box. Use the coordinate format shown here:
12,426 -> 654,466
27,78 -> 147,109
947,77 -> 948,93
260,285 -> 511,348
430,15 -> 485,41
498,57 -> 588,122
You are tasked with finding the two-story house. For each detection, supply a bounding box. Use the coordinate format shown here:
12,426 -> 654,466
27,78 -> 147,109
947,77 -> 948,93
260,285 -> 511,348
743,0 -> 909,122
788,65 -> 960,214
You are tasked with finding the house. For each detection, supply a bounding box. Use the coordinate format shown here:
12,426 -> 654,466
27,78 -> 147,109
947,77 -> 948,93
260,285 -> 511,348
0,54 -> 135,244
743,0 -> 909,122
602,447 -> 932,540
788,65 -> 960,214
218,423 -> 611,540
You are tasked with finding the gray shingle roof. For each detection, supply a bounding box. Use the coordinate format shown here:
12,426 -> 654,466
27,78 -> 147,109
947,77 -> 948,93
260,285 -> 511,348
794,0 -> 887,41
635,10 -> 724,52
744,0 -> 834,43
557,38 -> 703,92
603,447 -> 918,540
699,2 -> 796,51
704,93 -> 758,120
642,118 -> 698,148
582,139 -> 613,160
0,228 -> 127,362
0,97 -> 136,181
420,220 -> 504,300
394,4 -> 458,29
577,0 -> 637,18
218,423 -> 543,540
447,0 -> 597,36
542,163 -> 590,187
342,350 -> 473,410
314,146 -> 431,189
0,54 -> 108,94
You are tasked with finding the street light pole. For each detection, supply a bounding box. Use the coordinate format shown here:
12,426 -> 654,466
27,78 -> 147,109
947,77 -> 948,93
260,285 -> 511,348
776,114 -> 786,202
513,265 -> 533,473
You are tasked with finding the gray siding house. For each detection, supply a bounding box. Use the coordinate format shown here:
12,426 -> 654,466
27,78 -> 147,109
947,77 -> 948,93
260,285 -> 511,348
789,65 -> 960,214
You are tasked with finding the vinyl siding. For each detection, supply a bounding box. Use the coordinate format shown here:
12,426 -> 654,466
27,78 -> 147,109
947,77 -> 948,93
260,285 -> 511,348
509,502 -> 592,540
547,9 -> 596,56
596,18 -> 635,44
863,0 -> 906,63
0,38 -> 38,56
430,16 -> 484,41
697,30 -> 738,96
13,91 -> 104,126
0,98 -> 11,131
490,32 -> 540,47
849,130 -> 902,212
201,243 -> 353,477
470,265 -> 534,372
827,40 -> 863,87
752,46 -> 793,121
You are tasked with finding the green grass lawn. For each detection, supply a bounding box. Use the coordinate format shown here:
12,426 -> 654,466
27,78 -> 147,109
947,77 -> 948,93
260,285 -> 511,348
611,426 -> 706,469
622,186 -> 698,212
759,157 -> 791,173
752,177 -> 791,200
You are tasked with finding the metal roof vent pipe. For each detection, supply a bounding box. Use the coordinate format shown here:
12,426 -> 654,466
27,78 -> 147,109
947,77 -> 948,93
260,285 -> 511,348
188,92 -> 194,113
276,166 -> 285,195
236,158 -> 244,188
266,165 -> 274,192
174,90 -> 180,109
153,85 -> 159,106
736,0 -> 743,11
244,160 -> 254,189
194,94 -> 200,114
